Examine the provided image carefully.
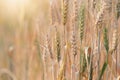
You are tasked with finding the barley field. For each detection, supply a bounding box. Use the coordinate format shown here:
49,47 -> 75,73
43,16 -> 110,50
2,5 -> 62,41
0,0 -> 120,80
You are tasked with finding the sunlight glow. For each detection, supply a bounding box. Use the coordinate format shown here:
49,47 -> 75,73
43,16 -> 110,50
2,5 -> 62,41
5,0 -> 28,6
2,0 -> 30,17
4,0 -> 28,10
0,0 -> 39,22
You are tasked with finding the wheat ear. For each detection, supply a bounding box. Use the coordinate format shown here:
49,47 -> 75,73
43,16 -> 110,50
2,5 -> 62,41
79,4 -> 85,44
62,0 -> 68,26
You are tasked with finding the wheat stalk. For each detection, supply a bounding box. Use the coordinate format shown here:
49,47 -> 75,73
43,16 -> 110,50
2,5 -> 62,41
70,17 -> 77,80
78,4 -> 86,80
49,0 -> 54,25
57,44 -> 67,80
95,1 -> 109,79
71,17 -> 77,61
103,27 -> 109,80
88,48 -> 93,80
43,46 -> 47,80
61,0 -> 69,47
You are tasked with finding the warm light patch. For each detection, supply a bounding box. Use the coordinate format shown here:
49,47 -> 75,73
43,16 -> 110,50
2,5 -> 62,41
5,0 -> 28,6
0,0 -> 40,23
4,0 -> 28,11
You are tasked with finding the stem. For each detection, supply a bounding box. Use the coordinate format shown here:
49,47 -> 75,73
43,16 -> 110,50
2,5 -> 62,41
79,43 -> 82,80
97,30 -> 101,80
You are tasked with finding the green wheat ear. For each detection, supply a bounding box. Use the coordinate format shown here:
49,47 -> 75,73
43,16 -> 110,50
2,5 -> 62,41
79,4 -> 85,44
117,0 -> 120,20
103,27 -> 109,53
55,27 -> 61,63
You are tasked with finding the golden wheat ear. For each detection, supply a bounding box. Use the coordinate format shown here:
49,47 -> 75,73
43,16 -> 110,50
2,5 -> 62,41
111,28 -> 118,51
73,0 -> 78,22
95,0 -> 111,29
71,17 -> 77,60
62,0 -> 68,26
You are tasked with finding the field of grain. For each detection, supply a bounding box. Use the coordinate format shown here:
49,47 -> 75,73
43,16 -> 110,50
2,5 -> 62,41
0,0 -> 120,80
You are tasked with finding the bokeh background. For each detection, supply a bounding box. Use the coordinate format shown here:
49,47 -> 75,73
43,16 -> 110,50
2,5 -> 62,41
0,0 -> 50,80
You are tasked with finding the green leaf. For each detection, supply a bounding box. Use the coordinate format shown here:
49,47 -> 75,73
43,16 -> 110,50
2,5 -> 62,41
103,27 -> 109,53
98,62 -> 107,80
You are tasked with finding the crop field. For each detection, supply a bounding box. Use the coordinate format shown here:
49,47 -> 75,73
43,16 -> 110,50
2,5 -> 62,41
0,0 -> 120,80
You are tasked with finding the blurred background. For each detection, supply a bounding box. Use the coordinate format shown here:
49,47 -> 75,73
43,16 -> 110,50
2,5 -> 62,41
0,0 -> 50,80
